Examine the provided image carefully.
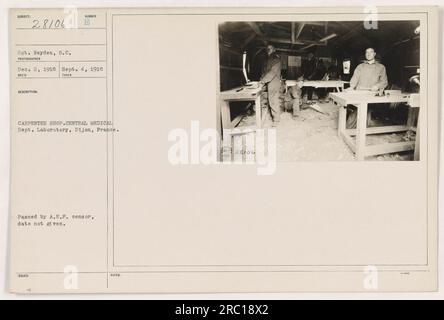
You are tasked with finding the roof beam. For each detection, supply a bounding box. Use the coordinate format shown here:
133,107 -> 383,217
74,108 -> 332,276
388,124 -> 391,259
291,22 -> 306,44
291,22 -> 296,43
335,21 -> 364,41
246,22 -> 267,45
267,37 -> 326,46
268,37 -> 305,45
276,48 -> 304,54
295,23 -> 305,41
258,46 -> 303,54
300,43 -> 316,51
303,21 -> 325,27
247,22 -> 264,37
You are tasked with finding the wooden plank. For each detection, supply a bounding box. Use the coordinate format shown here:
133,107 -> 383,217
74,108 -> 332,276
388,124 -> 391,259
346,125 -> 410,136
220,91 -> 259,100
287,80 -> 349,95
220,100 -> 231,131
220,86 -> 263,100
329,92 -> 349,106
230,102 -> 252,128
261,106 -> 267,125
340,131 -> 356,153
365,141 -> 415,157
304,21 -> 325,26
330,91 -> 411,105
355,103 -> 368,161
336,21 -> 367,41
267,37 -> 305,45
255,95 -> 262,129
273,47 -> 304,54
408,93 -> 420,108
405,101 -> 418,130
302,80 -> 348,89
230,114 -> 244,128
296,23 -> 305,40
227,126 -> 257,135
247,22 -> 263,36
337,105 -> 346,136
414,112 -> 420,161
308,104 -> 327,115
216,93 -> 222,160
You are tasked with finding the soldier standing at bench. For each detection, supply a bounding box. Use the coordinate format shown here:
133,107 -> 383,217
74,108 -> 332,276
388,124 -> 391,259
258,44 -> 282,126
346,47 -> 388,128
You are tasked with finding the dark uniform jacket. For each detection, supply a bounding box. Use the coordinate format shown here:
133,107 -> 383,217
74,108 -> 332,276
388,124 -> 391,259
261,53 -> 282,90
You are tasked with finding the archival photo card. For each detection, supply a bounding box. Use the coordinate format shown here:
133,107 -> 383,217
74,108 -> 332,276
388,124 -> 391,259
8,6 -> 439,293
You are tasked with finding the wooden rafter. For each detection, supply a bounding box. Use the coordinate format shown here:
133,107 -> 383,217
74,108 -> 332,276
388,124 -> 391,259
247,22 -> 264,37
291,22 -> 296,43
267,37 -> 325,46
246,22 -> 266,45
295,23 -> 305,41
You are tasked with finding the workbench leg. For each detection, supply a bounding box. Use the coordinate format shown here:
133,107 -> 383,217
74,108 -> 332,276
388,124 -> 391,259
355,103 -> 368,161
255,95 -> 262,129
407,107 -> 415,128
220,100 -> 231,134
337,105 -> 346,136
216,99 -> 223,161
414,112 -> 420,161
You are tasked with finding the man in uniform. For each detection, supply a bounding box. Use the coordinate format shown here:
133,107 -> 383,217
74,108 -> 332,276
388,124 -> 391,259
346,47 -> 388,128
258,44 -> 282,126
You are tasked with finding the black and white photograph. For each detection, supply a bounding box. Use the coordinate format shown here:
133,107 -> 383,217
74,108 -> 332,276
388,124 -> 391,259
218,20 -> 421,161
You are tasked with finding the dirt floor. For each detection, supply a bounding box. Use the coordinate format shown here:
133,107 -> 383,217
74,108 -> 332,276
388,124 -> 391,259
233,100 -> 415,161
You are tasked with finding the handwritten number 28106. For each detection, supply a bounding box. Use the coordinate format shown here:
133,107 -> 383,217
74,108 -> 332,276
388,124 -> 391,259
31,19 -> 65,29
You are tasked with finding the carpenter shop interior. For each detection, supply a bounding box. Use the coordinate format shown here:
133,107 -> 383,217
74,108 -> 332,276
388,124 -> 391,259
218,20 -> 421,161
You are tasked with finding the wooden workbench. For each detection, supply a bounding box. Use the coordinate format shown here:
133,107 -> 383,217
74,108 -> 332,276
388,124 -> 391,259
286,80 -> 349,93
330,90 -> 420,160
219,84 -> 265,134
